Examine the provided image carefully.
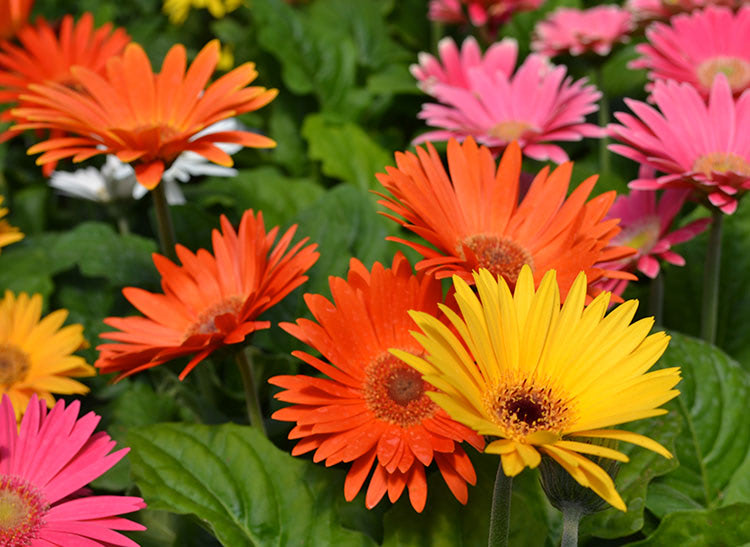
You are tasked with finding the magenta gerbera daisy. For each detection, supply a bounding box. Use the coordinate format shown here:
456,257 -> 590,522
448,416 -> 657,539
428,0 -> 544,29
532,6 -> 634,57
411,36 -> 517,95
609,74 -> 750,214
415,53 -> 602,163
0,394 -> 145,546
632,6 -> 750,97
625,0 -> 739,25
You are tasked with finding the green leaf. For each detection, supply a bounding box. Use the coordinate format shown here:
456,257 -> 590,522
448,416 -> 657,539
366,64 -> 423,96
128,423 -> 377,547
628,503 -> 750,546
601,45 -> 648,99
646,333 -> 750,515
0,234 -> 66,298
302,114 -> 392,190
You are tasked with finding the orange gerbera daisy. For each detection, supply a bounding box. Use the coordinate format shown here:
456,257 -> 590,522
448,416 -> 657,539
0,13 -> 130,147
0,0 -> 33,41
95,209 -> 319,380
13,39 -> 277,189
270,253 -> 484,512
376,137 -> 635,300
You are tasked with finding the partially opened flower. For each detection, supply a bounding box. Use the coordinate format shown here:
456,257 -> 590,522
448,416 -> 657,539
96,209 -> 319,380
609,74 -> 750,214
411,36 -> 517,94
0,290 -> 94,421
0,13 -> 130,146
428,0 -> 544,29
632,6 -> 750,97
376,138 -> 635,301
0,0 -> 34,40
14,39 -> 277,189
0,394 -> 146,545
532,6 -> 634,57
396,266 -> 680,511
270,253 -> 484,512
415,52 -> 602,162
0,195 -> 23,252
163,0 -> 243,25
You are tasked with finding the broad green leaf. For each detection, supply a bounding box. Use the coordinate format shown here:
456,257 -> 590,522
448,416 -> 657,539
629,503 -> 750,546
0,234 -> 65,298
128,423 -> 377,547
601,45 -> 648,99
302,114 -> 392,190
646,333 -> 750,515
366,65 -> 423,96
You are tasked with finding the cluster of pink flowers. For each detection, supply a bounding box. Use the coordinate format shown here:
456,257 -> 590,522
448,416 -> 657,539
428,0 -> 544,29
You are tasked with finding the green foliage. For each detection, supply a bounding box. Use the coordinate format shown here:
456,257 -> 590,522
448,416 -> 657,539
631,503 -> 750,546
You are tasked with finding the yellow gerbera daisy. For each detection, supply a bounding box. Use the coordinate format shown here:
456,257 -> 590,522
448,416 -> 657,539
0,291 -> 95,419
163,0 -> 243,25
394,265 -> 681,511
0,196 -> 23,253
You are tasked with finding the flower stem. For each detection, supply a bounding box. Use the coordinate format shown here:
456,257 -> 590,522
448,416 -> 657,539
116,214 -> 130,236
488,461 -> 513,547
151,182 -> 177,261
700,208 -> 723,344
235,348 -> 267,436
560,504 -> 583,547
648,271 -> 664,326
596,67 -> 610,174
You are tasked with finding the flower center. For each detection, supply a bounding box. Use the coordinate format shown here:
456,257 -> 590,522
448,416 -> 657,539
488,121 -> 533,142
696,56 -> 750,93
183,296 -> 244,339
461,235 -> 534,285
615,217 -> 661,255
363,353 -> 437,427
486,381 -> 570,440
692,152 -> 750,178
0,345 -> 30,386
0,476 -> 47,546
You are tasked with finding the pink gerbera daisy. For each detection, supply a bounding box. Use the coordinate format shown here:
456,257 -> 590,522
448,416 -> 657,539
416,53 -> 602,163
625,0 -> 739,25
632,6 -> 750,97
532,6 -> 634,57
0,394 -> 145,546
428,0 -> 544,29
411,36 -> 517,95
609,74 -> 750,214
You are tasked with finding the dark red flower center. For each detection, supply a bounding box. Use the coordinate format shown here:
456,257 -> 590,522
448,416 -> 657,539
363,353 -> 437,427
487,381 -> 570,439
0,476 -> 47,546
461,234 -> 534,284
0,345 -> 29,386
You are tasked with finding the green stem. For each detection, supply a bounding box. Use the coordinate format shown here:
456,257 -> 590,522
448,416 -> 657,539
596,67 -> 610,174
560,504 -> 582,547
151,182 -> 177,261
430,20 -> 444,52
700,209 -> 723,344
116,214 -> 130,236
488,461 -> 513,547
235,348 -> 267,436
648,271 -> 664,326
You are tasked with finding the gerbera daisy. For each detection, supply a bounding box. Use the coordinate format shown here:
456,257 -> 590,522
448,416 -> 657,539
395,266 -> 680,510
608,74 -> 750,214
0,290 -> 94,421
376,138 -> 635,300
0,13 -> 130,145
632,6 -> 750,97
163,0 -> 243,25
625,0 -> 738,25
270,253 -> 484,512
411,36 -> 518,95
0,394 -> 145,545
415,51 -> 602,163
13,39 -> 277,189
0,195 -> 23,252
0,0 -> 33,40
95,209 -> 319,381
531,6 -> 634,58
428,0 -> 544,29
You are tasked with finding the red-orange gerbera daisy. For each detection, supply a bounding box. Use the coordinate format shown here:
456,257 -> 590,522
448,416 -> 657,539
0,0 -> 33,41
376,137 -> 635,300
0,13 -> 130,145
13,39 -> 277,189
95,209 -> 319,380
270,253 -> 484,512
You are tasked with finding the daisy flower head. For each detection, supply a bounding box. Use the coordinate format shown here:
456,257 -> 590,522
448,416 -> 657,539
270,253 -> 484,512
531,6 -> 634,58
608,74 -> 750,214
0,0 -> 34,40
396,266 -> 680,511
0,195 -> 23,252
0,394 -> 145,546
95,209 -> 319,381
428,0 -> 545,29
0,290 -> 94,421
163,0 -> 243,25
376,137 -> 635,301
625,0 -> 739,25
415,52 -> 602,163
411,36 -> 518,95
632,6 -> 750,97
13,39 -> 277,190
